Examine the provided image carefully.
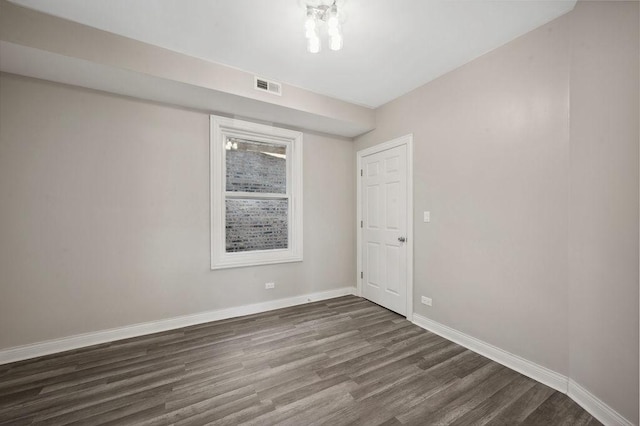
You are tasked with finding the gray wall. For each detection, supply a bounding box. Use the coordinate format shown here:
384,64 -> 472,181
568,2 -> 639,422
357,12 -> 572,375
355,2 -> 638,423
0,73 -> 356,349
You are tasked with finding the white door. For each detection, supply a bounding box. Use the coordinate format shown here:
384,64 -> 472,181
361,144 -> 408,315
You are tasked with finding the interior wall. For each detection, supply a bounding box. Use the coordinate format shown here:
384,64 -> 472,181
0,73 -> 356,349
568,2 -> 639,423
356,2 -> 639,422
356,15 -> 571,375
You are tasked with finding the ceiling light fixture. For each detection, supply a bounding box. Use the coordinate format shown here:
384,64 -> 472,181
304,1 -> 342,53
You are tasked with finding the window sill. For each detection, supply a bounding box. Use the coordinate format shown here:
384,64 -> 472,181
210,255 -> 304,270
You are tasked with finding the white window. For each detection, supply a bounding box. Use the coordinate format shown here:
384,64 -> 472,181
210,116 -> 303,269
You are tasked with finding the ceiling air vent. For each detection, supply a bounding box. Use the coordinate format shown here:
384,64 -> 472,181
254,76 -> 282,96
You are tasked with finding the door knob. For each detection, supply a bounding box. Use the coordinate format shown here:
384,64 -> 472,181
398,236 -> 406,242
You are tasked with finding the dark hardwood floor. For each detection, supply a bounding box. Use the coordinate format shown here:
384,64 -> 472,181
0,296 -> 599,425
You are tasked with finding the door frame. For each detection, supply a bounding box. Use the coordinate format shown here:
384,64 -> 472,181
356,134 -> 414,321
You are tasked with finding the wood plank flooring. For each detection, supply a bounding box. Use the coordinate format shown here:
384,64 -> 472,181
0,296 -> 599,425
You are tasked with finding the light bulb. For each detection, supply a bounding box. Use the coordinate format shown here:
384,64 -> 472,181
328,25 -> 340,37
328,3 -> 339,28
308,36 -> 320,53
305,26 -> 317,39
330,34 -> 342,51
304,17 -> 315,31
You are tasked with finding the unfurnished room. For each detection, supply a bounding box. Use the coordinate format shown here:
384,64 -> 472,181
0,0 -> 638,425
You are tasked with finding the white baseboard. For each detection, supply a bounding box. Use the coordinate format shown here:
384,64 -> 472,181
412,313 -> 568,392
412,314 -> 635,426
0,286 -> 357,365
568,380 -> 635,426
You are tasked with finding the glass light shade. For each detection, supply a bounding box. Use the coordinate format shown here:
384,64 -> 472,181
308,36 -> 321,53
303,3 -> 343,54
305,27 -> 317,39
330,34 -> 342,51
304,17 -> 316,31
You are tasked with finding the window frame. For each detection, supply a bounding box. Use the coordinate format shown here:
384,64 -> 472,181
210,115 -> 303,269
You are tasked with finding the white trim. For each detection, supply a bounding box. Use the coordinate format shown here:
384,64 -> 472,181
210,116 -> 303,270
356,134 -> 414,321
412,313 -> 568,393
406,138 -> 414,322
0,287 -> 356,365
568,380 -> 635,426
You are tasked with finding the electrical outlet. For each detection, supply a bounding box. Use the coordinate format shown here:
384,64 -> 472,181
424,211 -> 431,222
265,282 -> 275,290
421,296 -> 432,306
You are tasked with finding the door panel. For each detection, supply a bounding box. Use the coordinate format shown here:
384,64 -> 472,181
366,186 -> 380,228
385,245 -> 400,295
361,144 -> 408,315
367,161 -> 379,177
367,242 -> 380,288
386,182 -> 400,229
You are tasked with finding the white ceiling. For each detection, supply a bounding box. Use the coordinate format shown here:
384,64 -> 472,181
9,0 -> 576,108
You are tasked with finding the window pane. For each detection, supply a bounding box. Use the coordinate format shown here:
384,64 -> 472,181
226,138 -> 286,193
225,198 -> 288,252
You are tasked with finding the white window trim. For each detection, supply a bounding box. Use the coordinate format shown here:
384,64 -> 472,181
210,116 -> 303,270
